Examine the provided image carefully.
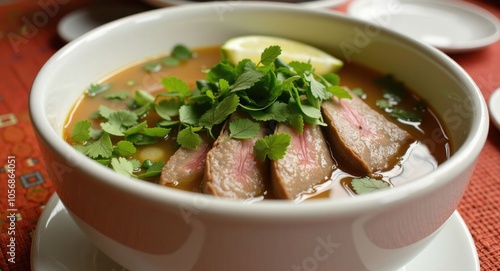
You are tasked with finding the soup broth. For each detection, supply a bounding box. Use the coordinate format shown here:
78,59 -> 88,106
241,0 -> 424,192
64,46 -> 450,201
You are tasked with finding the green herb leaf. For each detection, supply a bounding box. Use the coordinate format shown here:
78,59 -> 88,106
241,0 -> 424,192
260,45 -> 281,66
390,108 -> 423,122
248,101 -> 289,122
272,103 -> 291,118
171,44 -> 193,60
179,104 -> 200,126
101,110 -> 138,136
89,128 -> 103,140
110,157 -> 135,177
253,133 -> 291,161
100,122 -> 124,136
89,111 -> 101,119
163,56 -> 180,66
376,74 -> 406,103
305,72 -> 330,100
157,119 -> 180,127
143,127 -> 170,137
230,70 -> 264,93
98,105 -> 115,119
206,60 -> 236,83
85,132 -> 113,159
134,90 -> 155,106
143,63 -> 162,73
300,103 -> 322,119
199,94 -> 239,129
288,112 -> 304,134
132,103 -> 153,118
162,77 -> 191,97
114,140 -> 136,157
136,161 -> 165,178
327,86 -> 352,99
414,100 -> 426,111
218,78 -> 230,96
177,126 -> 201,149
352,87 -> 366,99
109,110 -> 138,127
87,83 -> 111,97
73,144 -> 89,154
130,159 -> 141,169
282,75 -> 301,90
125,133 -> 156,145
376,99 -> 391,109
71,120 -> 92,142
155,99 -> 181,120
95,158 -> 111,166
351,177 -> 390,195
229,118 -> 260,139
103,91 -> 129,100
322,73 -> 340,86
123,121 -> 148,135
289,61 -> 312,75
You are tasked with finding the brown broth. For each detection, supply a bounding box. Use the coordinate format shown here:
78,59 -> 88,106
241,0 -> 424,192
64,46 -> 451,201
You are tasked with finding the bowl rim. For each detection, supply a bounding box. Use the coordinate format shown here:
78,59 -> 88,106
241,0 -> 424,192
29,1 -> 490,220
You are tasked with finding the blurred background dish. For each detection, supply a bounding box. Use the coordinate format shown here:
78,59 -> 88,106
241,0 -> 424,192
57,3 -> 151,42
347,0 -> 500,53
58,0 -> 347,43
144,0 -> 347,8
489,88 -> 500,131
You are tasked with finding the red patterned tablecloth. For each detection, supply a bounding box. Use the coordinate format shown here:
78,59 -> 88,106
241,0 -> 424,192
0,0 -> 498,270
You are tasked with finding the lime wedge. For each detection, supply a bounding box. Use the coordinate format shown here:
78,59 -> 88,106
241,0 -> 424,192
221,35 -> 343,74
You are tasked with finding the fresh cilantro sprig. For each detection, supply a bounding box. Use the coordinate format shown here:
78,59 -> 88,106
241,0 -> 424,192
163,44 -> 351,159
71,120 -> 92,142
71,99 -> 170,178
229,119 -> 260,139
253,134 -> 291,161
71,45 -> 197,179
72,43 -> 351,182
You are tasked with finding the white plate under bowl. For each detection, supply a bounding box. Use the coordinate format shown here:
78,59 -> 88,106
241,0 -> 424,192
31,193 -> 479,271
347,0 -> 500,53
489,88 -> 500,131
144,0 -> 347,9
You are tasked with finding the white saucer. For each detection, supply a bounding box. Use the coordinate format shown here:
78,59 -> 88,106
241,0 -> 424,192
489,88 -> 500,131
347,0 -> 500,53
144,0 -> 347,9
57,4 -> 150,42
31,193 -> 479,271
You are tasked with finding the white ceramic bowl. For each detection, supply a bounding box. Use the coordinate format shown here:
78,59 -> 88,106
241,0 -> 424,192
30,2 -> 489,271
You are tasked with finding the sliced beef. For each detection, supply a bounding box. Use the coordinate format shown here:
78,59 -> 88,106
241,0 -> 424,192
271,123 -> 336,200
321,93 -> 414,174
159,135 -> 212,190
202,117 -> 268,200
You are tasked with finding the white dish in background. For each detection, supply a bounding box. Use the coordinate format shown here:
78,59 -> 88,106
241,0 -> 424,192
57,4 -> 150,42
31,193 -> 479,271
489,88 -> 500,130
144,0 -> 347,9
347,0 -> 500,53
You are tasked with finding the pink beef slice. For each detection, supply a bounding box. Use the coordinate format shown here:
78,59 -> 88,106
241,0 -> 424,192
321,94 -> 414,174
271,123 -> 336,200
159,135 -> 213,188
202,120 -> 268,200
